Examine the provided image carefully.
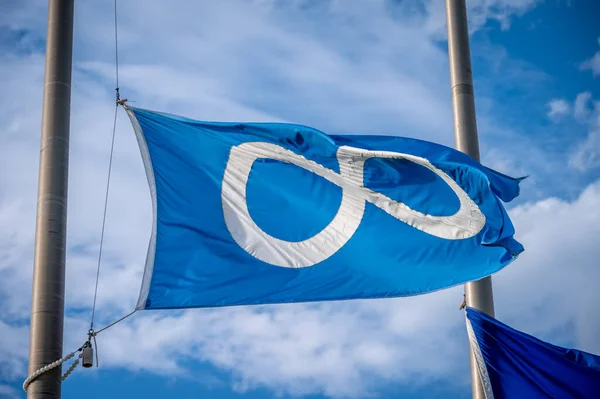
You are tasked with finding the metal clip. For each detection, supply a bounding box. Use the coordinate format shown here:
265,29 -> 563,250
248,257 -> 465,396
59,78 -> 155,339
82,342 -> 94,368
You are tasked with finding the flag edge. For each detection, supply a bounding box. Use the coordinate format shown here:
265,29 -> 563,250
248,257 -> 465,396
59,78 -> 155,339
125,106 -> 157,310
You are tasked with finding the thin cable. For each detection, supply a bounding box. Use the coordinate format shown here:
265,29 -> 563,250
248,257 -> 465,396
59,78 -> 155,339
90,106 -> 118,330
114,0 -> 120,98
90,0 -> 121,329
92,310 -> 136,336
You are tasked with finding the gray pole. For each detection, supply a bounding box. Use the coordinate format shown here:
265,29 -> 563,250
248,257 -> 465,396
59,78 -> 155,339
27,0 -> 74,398
444,1 -> 495,399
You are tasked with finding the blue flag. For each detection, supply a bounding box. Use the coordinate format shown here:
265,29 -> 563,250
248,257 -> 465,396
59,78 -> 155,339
125,106 -> 524,310
466,307 -> 600,398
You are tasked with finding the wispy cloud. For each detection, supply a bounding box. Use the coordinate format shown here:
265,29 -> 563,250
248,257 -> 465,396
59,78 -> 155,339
570,92 -> 600,171
580,37 -> 600,77
420,0 -> 542,37
545,91 -> 600,173
544,35 -> 600,174
1,1 -> 597,398
547,98 -> 570,122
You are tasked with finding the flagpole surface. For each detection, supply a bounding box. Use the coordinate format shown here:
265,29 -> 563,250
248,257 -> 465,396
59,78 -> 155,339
28,0 -> 75,397
445,1 -> 495,398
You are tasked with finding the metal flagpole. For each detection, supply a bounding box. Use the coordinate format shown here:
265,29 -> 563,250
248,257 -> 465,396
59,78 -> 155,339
28,0 -> 75,398
444,1 -> 495,399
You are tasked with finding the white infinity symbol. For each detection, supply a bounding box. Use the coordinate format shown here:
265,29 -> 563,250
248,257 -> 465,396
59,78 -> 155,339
222,142 -> 485,268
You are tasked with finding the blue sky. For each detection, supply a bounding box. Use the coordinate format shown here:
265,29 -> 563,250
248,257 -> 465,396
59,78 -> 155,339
1,0 -> 599,398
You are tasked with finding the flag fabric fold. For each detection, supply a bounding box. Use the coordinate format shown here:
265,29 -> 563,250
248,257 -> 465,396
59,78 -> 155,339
466,307 -> 600,399
125,106 -> 524,310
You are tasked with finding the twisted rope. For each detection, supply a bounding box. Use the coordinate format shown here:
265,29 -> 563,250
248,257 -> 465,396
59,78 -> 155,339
23,350 -> 78,391
61,353 -> 83,381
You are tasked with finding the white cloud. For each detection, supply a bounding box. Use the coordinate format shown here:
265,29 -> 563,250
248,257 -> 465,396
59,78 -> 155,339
569,92 -> 600,171
420,0 -> 541,37
543,92 -> 600,172
574,92 -> 593,123
580,37 -> 600,77
68,294 -> 469,397
4,1 -> 597,398
470,0 -> 541,31
565,40 -> 600,171
495,180 -> 600,352
547,98 -> 570,121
